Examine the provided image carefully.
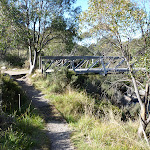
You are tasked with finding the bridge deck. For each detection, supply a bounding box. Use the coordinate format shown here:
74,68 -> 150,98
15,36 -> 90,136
45,68 -> 129,74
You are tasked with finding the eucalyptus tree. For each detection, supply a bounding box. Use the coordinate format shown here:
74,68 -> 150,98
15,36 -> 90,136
43,13 -> 80,56
81,0 -> 150,142
0,6 -> 12,58
1,0 -> 79,74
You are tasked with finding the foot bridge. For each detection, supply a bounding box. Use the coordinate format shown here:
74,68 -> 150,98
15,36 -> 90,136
39,56 -> 145,75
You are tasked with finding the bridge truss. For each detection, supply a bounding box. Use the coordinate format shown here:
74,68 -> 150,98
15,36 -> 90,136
39,56 -> 133,75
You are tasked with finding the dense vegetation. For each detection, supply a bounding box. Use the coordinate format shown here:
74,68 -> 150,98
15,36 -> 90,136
31,70 -> 150,149
0,0 -> 150,149
0,74 -> 50,149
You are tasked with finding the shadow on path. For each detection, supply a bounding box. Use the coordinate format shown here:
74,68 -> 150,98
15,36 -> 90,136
17,77 -> 74,150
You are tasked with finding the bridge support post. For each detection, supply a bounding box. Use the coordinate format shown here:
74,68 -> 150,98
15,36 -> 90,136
72,60 -> 75,72
39,56 -> 41,70
100,58 -> 107,76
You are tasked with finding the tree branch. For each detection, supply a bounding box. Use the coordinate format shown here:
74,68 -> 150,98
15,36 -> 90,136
42,35 -> 60,48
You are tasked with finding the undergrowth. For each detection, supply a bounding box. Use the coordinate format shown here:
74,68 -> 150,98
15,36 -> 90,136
0,74 -> 50,150
31,70 -> 150,150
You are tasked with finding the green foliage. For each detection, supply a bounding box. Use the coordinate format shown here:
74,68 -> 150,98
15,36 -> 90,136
74,44 -> 92,56
4,54 -> 26,68
80,0 -> 140,37
2,75 -> 28,113
45,68 -> 69,93
0,109 -> 47,150
43,14 -> 81,55
51,16 -> 67,32
16,111 -> 44,135
32,72 -> 149,150
0,75 -> 49,149
50,91 -> 94,122
0,127 -> 32,150
0,0 -> 81,73
0,72 -> 2,113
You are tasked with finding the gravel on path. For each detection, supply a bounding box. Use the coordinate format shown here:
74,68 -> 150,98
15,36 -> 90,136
17,77 -> 75,150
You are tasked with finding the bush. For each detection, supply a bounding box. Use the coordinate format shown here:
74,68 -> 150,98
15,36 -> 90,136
46,67 -> 69,93
4,54 -> 26,68
0,127 -> 32,150
23,60 -> 30,69
0,73 -> 2,114
50,90 -> 94,122
31,72 -> 150,150
2,75 -> 28,113
0,108 -> 47,150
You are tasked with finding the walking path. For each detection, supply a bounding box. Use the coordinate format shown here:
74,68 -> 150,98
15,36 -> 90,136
15,74 -> 75,150
3,69 -> 29,76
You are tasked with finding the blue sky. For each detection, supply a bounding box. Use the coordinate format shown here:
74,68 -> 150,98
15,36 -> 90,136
73,0 -> 88,11
74,0 -> 150,12
73,0 -> 150,46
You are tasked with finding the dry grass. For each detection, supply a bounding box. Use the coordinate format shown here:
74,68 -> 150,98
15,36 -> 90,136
31,73 -> 150,150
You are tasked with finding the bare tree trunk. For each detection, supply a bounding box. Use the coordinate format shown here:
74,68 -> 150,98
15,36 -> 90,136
29,47 -> 38,75
138,118 -> 147,136
130,73 -> 147,136
125,60 -> 149,144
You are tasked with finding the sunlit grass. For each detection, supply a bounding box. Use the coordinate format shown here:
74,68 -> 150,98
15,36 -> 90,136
71,115 -> 148,150
31,73 -> 150,150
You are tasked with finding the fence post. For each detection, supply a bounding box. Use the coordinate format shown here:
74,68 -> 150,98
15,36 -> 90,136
39,56 -> 41,69
18,94 -> 21,112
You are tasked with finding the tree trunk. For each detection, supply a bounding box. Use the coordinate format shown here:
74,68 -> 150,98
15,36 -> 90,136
131,74 -> 148,138
29,47 -> 39,75
138,104 -> 147,138
128,66 -> 148,138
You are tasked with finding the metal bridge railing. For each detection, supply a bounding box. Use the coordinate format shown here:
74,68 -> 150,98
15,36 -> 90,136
39,56 -> 132,75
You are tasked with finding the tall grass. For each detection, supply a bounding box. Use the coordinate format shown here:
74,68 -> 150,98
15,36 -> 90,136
31,71 -> 150,150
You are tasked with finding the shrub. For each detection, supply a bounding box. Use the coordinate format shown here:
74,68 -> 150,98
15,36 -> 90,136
2,75 -> 28,113
0,127 -> 32,150
4,54 -> 26,68
46,67 -> 69,93
0,73 -> 2,114
23,60 -> 30,69
31,73 -> 150,150
50,90 -> 95,122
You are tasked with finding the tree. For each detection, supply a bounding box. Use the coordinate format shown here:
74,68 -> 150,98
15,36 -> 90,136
0,6 -> 12,58
81,0 -> 150,143
1,0 -> 79,74
0,0 -> 28,59
43,14 -> 80,56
